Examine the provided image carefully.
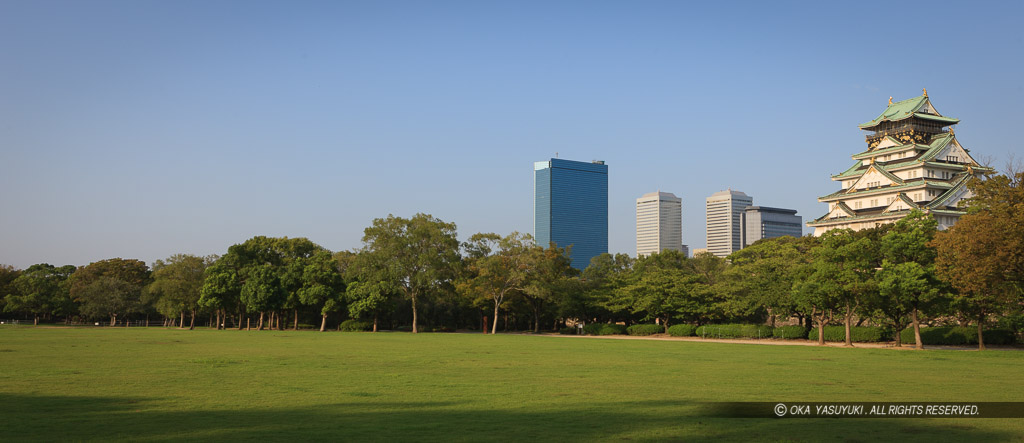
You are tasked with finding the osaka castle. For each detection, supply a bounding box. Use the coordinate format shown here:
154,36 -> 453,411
807,90 -> 992,236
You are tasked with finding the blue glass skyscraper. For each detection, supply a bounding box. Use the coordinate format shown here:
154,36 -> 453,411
534,158 -> 608,270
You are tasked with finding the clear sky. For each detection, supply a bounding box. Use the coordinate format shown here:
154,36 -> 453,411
2,0 -> 1022,269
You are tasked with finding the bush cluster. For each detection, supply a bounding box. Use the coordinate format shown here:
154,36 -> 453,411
695,324 -> 773,339
771,325 -> 808,339
807,326 -> 891,343
667,324 -> 697,337
339,320 -> 372,332
626,324 -> 663,336
582,323 -> 627,335
900,327 -> 1017,345
558,327 -> 576,335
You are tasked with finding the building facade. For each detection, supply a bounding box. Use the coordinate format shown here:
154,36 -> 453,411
534,158 -> 608,269
808,90 -> 992,235
636,191 -> 683,257
742,206 -> 803,247
705,189 -> 753,257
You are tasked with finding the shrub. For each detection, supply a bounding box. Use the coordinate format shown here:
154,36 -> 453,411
695,324 -> 773,339
900,327 -> 1017,346
430,326 -> 454,333
558,327 -> 576,335
667,324 -> 697,337
772,325 -> 808,340
394,325 -> 414,332
582,323 -> 627,336
627,324 -> 664,336
807,326 -> 890,343
339,320 -> 372,332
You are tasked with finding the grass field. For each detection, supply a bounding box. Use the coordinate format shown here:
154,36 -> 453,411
1,327 -> 1022,442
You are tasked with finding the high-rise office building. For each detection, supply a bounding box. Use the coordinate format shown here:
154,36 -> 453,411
705,189 -> 753,258
636,191 -> 682,257
742,206 -> 803,247
534,158 -> 608,269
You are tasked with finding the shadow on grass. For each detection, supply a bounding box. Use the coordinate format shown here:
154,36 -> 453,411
0,394 -> 1017,442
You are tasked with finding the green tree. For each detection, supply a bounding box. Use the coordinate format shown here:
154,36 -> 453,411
3,264 -> 76,325
70,258 -> 150,326
359,214 -> 461,333
293,250 -> 346,331
521,243 -> 576,332
0,265 -> 22,314
578,253 -> 634,324
933,169 -> 1024,350
877,210 -> 941,349
148,254 -> 213,330
343,250 -> 397,332
793,230 -> 868,346
199,258 -> 243,329
200,236 -> 323,331
457,232 -> 533,334
614,251 -> 700,332
726,236 -> 814,326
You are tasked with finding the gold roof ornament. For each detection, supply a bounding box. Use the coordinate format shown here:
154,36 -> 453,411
889,96 -> 893,105
923,88 -> 928,97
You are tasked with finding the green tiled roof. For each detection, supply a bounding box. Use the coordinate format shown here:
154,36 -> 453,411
896,193 -> 920,210
918,133 -> 955,161
914,113 -> 960,124
808,206 -> 966,226
809,208 -> 914,226
832,161 -> 866,179
925,173 -> 971,209
874,165 -> 905,185
851,142 -> 922,160
818,179 -> 947,201
858,95 -> 959,129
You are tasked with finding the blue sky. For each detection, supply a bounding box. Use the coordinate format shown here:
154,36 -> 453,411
2,0 -> 1022,269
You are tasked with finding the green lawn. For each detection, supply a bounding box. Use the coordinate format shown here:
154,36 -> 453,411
0,327 -> 1021,442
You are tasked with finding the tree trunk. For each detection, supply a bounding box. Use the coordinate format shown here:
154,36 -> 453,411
844,306 -> 853,347
146,315 -> 150,327
492,302 -> 500,335
977,314 -> 986,351
247,317 -> 251,331
294,310 -> 299,330
258,312 -> 264,330
180,311 -> 185,329
34,316 -> 38,326
411,295 -> 418,333
373,312 -> 378,332
189,309 -> 196,330
911,308 -> 923,350
320,314 -> 327,332
532,306 -> 540,333
110,315 -> 116,327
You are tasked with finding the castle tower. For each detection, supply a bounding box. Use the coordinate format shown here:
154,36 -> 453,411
808,91 -> 992,235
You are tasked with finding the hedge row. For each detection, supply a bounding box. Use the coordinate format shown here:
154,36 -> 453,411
667,324 -> 697,337
695,324 -> 774,339
339,320 -> 372,332
582,323 -> 628,335
772,325 -> 808,339
627,324 -> 664,336
900,327 -> 1017,345
807,326 -> 891,343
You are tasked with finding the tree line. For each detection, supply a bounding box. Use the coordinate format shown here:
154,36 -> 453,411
2,171 -> 1021,349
